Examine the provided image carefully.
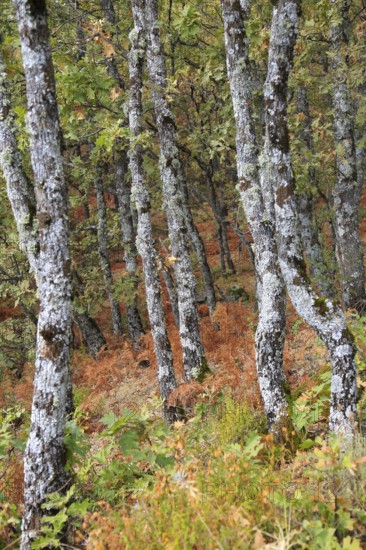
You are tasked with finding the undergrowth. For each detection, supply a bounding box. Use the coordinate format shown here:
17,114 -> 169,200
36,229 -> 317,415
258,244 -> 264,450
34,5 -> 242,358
2,312 -> 366,549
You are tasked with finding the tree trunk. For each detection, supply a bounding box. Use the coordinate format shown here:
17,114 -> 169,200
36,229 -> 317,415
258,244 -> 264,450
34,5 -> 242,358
264,0 -> 357,437
142,0 -> 208,382
98,0 -> 144,342
72,271 -> 106,358
206,168 -> 235,274
296,88 -> 335,298
330,0 -> 366,313
221,0 -> 288,434
98,0 -> 125,91
158,241 -> 180,328
129,1 -> 179,422
177,166 -> 217,314
95,171 -> 123,335
114,150 -> 144,344
14,1 -> 73,547
0,54 -> 106,363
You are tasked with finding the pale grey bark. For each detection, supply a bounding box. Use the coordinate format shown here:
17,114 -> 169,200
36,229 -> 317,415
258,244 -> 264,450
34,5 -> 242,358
0,54 -> 39,280
264,0 -> 357,437
221,0 -> 288,433
129,1 -> 179,422
97,0 -> 144,342
95,171 -> 123,335
0,53 -> 106,362
330,0 -> 365,313
114,150 -> 144,344
13,1 -> 72,547
141,0 -> 208,381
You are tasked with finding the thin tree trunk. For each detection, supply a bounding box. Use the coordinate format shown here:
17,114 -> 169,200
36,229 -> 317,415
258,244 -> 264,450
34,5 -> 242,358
114,150 -> 144,343
13,1 -> 72,547
206,168 -> 235,274
264,0 -> 357,437
95,171 -> 123,335
177,165 -> 217,314
330,0 -> 366,312
98,0 -> 125,91
129,1 -> 179,421
0,54 -> 106,362
98,0 -> 145,342
221,0 -> 288,434
296,88 -> 335,298
142,0 -> 208,382
72,271 -> 106,358
159,240 -> 180,327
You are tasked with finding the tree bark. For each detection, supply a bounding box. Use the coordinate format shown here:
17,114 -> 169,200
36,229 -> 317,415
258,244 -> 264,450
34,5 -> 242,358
158,241 -> 180,328
0,53 -> 106,363
129,1 -> 179,422
177,164 -> 217,314
95,171 -> 124,335
330,0 -> 366,313
206,167 -> 235,275
296,88 -> 335,298
13,1 -> 72,547
114,150 -> 144,344
221,0 -> 289,434
142,0 -> 208,382
72,271 -> 107,358
98,0 -> 145,342
264,0 -> 357,437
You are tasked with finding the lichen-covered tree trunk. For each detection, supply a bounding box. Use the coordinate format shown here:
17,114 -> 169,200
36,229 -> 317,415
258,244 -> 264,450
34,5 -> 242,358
296,88 -> 335,298
98,0 -> 125,91
142,0 -> 207,382
264,0 -> 357,436
221,0 -> 288,433
158,241 -> 180,327
114,150 -> 144,343
13,1 -> 72,547
330,0 -> 365,313
129,1 -> 179,422
97,0 -> 144,342
0,53 -> 106,362
177,166 -> 217,315
95,172 -> 123,335
0,52 -> 39,279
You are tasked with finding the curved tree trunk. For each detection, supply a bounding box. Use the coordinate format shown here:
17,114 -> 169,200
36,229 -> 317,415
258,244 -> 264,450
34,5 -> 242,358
13,1 -> 73,547
142,0 -> 208,382
221,0 -> 288,434
95,172 -> 123,335
264,0 -> 357,437
129,0 -> 179,422
114,150 -> 144,344
330,0 -> 365,313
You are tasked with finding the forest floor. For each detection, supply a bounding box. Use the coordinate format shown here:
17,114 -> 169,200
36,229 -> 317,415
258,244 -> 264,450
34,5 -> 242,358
1,199 -> 366,548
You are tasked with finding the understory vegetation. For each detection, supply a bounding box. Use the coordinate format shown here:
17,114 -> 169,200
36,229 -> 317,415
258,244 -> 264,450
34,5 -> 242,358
1,0 -> 366,547
1,328 -> 366,549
